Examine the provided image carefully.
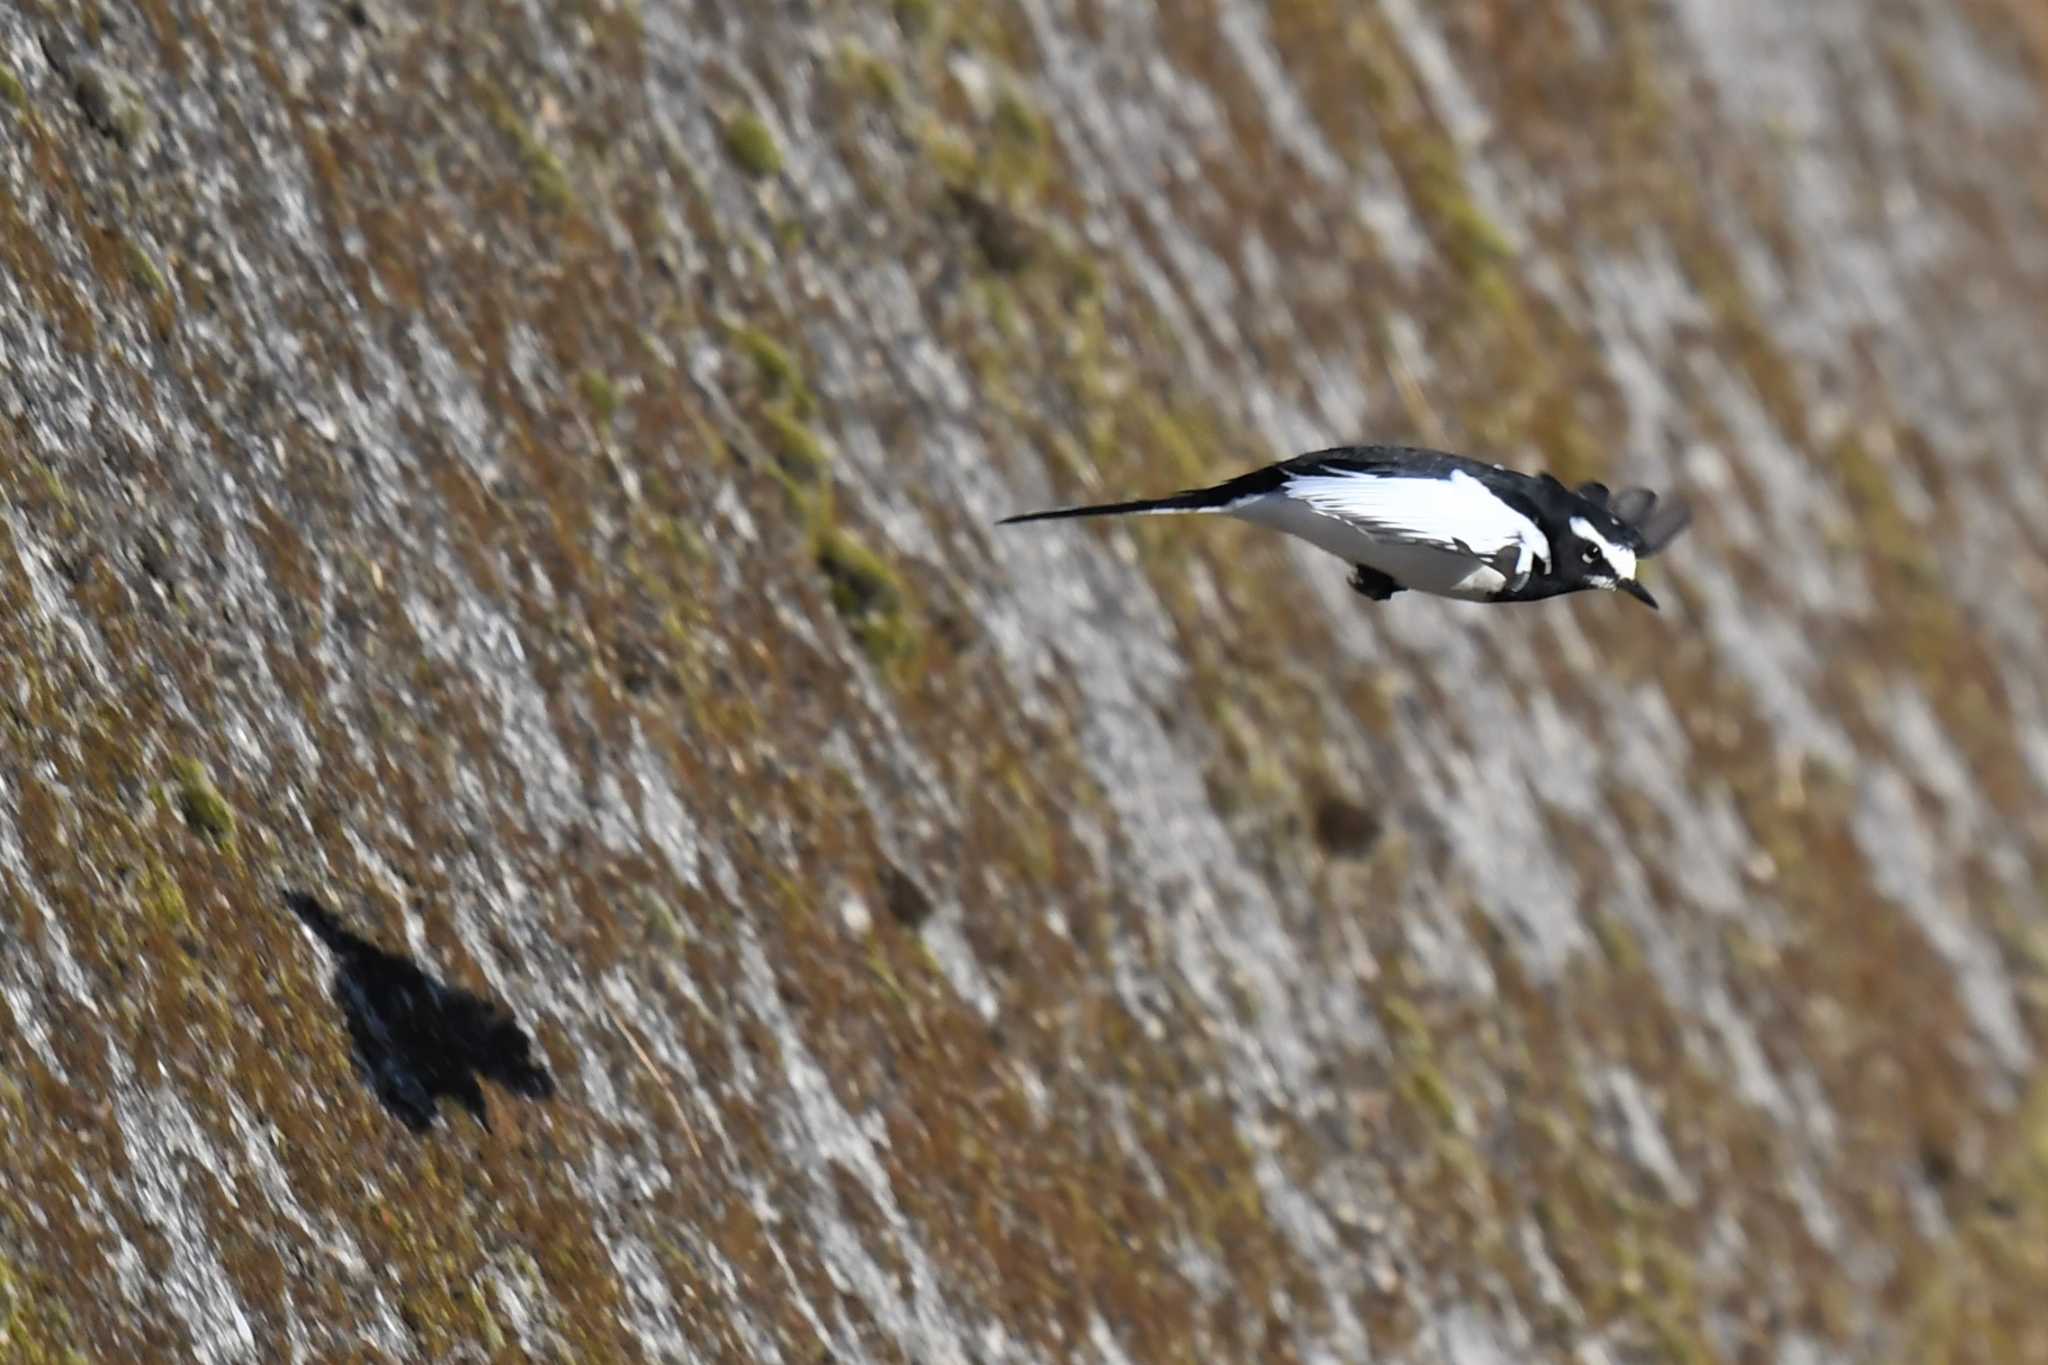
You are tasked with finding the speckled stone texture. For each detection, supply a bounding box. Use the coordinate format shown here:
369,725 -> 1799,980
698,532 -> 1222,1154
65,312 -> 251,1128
3,0 -> 2048,1360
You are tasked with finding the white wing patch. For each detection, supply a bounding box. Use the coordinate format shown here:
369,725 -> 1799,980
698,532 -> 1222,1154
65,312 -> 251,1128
1285,469 -> 1548,578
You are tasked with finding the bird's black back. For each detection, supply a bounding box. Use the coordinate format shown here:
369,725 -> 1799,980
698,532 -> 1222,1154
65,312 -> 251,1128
1299,444 -> 1689,543
1277,444 -> 1503,483
1277,444 -> 1570,532
1132,444 -> 1504,513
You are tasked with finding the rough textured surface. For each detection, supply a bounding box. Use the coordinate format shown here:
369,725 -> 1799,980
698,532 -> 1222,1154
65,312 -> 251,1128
3,0 -> 2048,1360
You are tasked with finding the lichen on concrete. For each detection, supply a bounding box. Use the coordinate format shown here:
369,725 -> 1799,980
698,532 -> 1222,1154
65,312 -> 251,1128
721,110 -> 782,179
0,0 -> 2044,1361
168,757 -> 235,847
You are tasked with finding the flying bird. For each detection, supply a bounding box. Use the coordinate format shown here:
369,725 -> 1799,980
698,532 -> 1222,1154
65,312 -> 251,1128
999,444 -> 1691,609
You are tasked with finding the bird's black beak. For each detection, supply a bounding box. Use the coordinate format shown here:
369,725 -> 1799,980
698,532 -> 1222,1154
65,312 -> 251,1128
1618,578 -> 1659,611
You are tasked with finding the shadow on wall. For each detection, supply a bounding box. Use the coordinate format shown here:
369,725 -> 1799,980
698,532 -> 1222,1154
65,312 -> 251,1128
282,890 -> 554,1132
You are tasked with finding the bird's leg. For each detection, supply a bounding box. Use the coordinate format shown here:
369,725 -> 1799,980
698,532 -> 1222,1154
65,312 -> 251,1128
1347,565 -> 1401,601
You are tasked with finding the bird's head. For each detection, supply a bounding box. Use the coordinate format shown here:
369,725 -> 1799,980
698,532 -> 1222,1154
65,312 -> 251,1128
1562,513 -> 1656,609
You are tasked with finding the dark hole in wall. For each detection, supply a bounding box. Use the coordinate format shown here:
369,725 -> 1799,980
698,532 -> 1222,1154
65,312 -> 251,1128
879,862 -> 935,929
1311,796 -> 1382,858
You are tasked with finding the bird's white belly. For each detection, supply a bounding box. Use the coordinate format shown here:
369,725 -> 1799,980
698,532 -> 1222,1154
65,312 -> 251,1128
1228,495 -> 1509,600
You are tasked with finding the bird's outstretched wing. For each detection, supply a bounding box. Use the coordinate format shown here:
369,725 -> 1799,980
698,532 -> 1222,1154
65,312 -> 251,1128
1582,481 -> 1691,555
1283,467 -> 1548,578
1608,487 -> 1692,554
1608,486 -> 1654,524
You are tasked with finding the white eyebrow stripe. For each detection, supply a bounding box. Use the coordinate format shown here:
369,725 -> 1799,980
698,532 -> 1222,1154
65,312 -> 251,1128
1287,469 -> 1549,567
1570,515 -> 1638,580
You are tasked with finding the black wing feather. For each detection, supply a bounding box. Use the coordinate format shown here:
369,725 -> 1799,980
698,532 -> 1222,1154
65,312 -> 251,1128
1609,487 -> 1657,525
1632,496 -> 1692,555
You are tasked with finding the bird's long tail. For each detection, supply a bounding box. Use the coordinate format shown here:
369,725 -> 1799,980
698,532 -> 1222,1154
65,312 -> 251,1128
995,496 -> 1204,525
998,474 -> 1272,524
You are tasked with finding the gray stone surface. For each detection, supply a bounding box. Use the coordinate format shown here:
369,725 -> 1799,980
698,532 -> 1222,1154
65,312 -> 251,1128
2,0 -> 2048,1360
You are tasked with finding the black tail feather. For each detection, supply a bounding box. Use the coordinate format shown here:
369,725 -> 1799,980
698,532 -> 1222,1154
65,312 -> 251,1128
998,493 -> 1215,525
999,467 -> 1283,526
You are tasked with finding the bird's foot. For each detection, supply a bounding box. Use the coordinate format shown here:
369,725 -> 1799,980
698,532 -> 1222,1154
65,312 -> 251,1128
1347,565 -> 1401,602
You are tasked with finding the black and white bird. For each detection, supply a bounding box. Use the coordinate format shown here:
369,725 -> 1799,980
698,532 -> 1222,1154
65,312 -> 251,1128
999,444 -> 1691,609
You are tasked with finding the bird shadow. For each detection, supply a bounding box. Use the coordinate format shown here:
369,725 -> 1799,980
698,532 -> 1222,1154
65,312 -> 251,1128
282,890 -> 554,1133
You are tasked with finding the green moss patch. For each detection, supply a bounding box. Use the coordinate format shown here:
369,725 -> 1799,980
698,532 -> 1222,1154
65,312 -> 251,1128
731,325 -> 813,414
837,42 -> 903,107
991,87 -> 1044,151
814,527 -> 917,665
894,0 -> 937,37
169,756 -> 236,846
139,858 -> 190,930
123,239 -> 166,297
524,141 -> 575,213
986,85 -> 1050,195
577,368 -> 620,427
918,121 -> 978,192
73,60 -> 148,150
763,405 -> 830,487
0,1254 -> 84,1362
483,93 -> 576,213
722,111 -> 782,178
